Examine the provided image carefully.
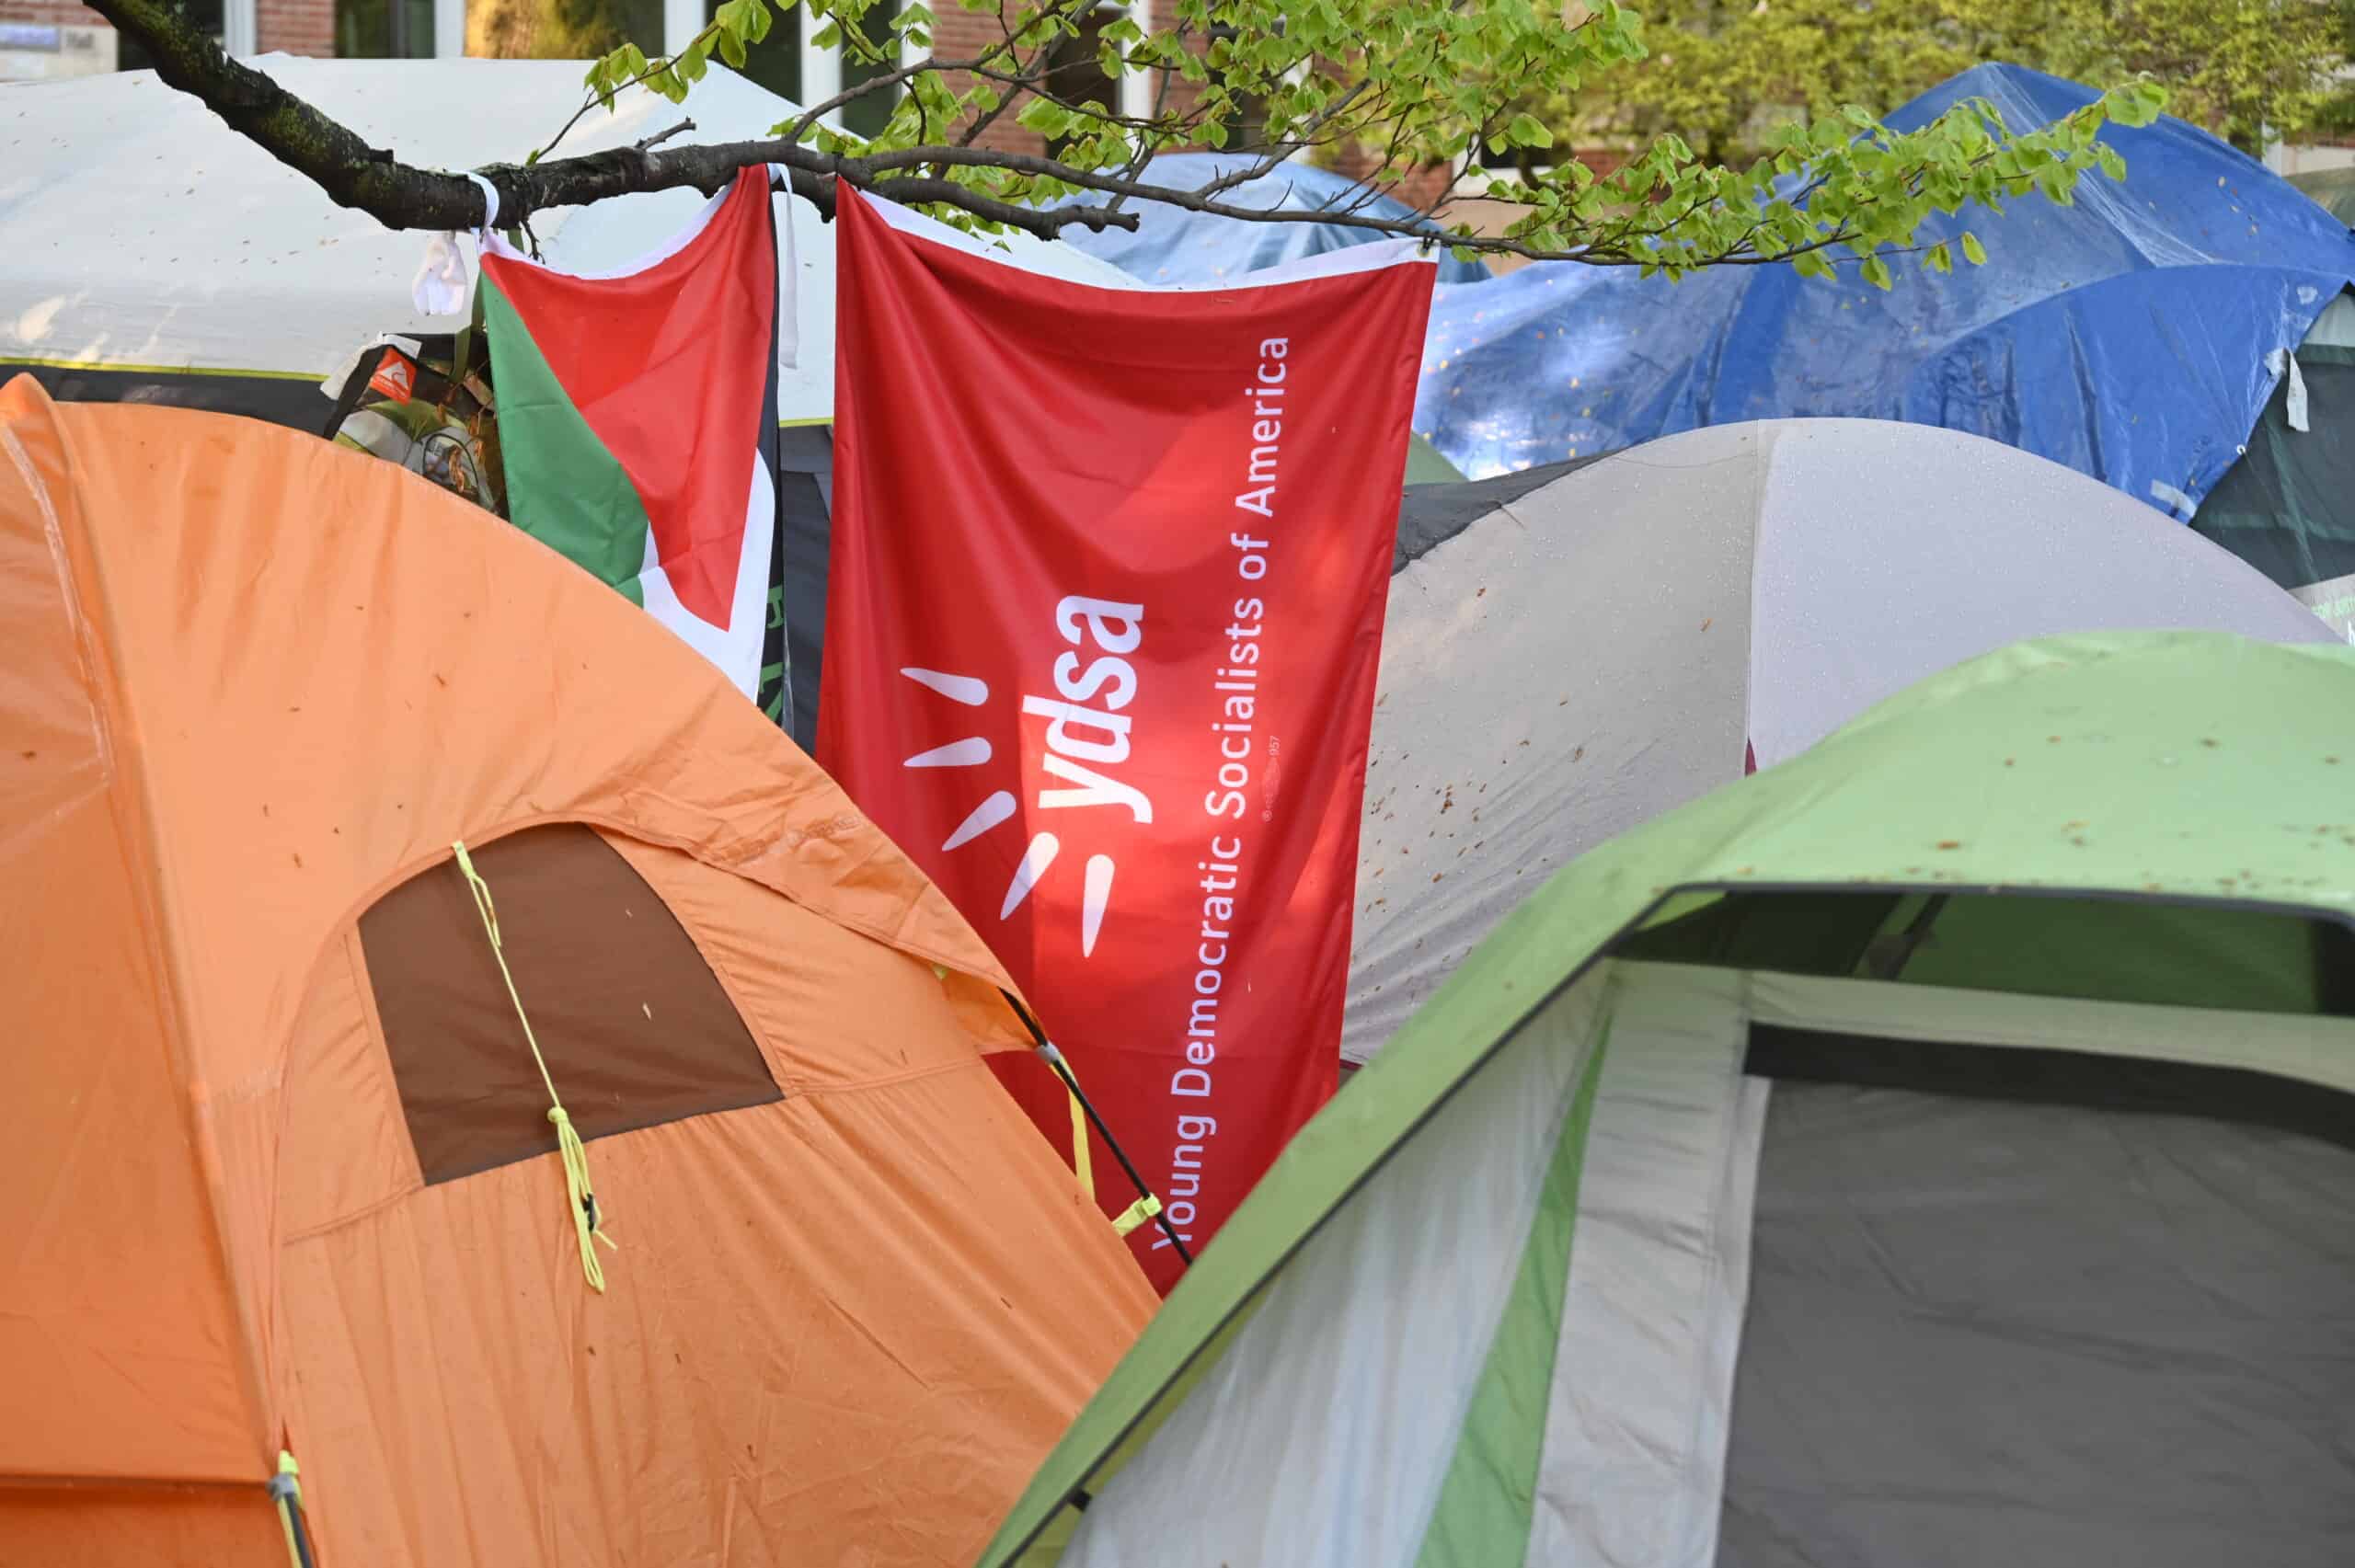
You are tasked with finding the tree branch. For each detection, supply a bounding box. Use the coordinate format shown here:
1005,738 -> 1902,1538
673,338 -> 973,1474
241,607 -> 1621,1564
78,0 -> 2102,272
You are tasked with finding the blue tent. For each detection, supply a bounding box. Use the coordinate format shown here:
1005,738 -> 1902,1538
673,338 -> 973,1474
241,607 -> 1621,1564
1054,153 -> 1490,285
1415,65 -> 2355,542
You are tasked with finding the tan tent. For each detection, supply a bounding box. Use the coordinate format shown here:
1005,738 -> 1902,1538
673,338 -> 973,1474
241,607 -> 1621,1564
0,377 -> 1155,1564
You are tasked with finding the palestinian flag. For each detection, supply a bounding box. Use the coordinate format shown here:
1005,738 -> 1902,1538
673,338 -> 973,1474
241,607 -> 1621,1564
481,168 -> 790,724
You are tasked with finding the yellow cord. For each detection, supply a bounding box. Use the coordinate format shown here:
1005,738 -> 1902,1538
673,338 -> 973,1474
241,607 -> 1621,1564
270,1450 -> 304,1567
1034,1043 -> 1096,1202
453,840 -> 617,1293
1066,1087 -> 1095,1202
1111,1194 -> 1163,1238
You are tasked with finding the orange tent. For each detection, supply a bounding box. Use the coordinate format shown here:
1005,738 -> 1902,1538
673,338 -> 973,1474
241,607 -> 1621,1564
0,377 -> 1155,1565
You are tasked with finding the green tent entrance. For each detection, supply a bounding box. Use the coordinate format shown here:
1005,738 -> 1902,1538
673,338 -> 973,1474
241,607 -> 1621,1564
982,632 -> 2355,1568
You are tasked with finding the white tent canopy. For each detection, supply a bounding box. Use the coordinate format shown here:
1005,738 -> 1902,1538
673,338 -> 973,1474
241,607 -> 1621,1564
0,56 -> 1129,423
1345,418 -> 2338,1063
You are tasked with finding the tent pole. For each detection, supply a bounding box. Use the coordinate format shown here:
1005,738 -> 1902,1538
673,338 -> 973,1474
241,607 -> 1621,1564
1001,990 -> 1196,1267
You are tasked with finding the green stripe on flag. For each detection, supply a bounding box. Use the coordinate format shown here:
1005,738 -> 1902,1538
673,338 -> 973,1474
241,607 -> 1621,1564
1413,1013 -> 1614,1568
481,276 -> 652,607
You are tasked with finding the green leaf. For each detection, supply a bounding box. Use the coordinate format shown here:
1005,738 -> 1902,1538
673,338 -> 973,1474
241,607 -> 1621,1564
2096,143 -> 2127,182
1507,111 -> 1555,149
1959,231 -> 1988,266
1924,241 -> 1952,274
1860,253 -> 1893,291
1016,96 -> 1075,137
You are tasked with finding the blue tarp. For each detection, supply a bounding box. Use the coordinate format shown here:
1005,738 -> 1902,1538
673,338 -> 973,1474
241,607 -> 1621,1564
1416,64 -> 2355,521
1056,153 -> 1491,285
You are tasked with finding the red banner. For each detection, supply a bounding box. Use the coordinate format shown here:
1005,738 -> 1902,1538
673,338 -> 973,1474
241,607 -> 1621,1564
820,190 -> 1432,1289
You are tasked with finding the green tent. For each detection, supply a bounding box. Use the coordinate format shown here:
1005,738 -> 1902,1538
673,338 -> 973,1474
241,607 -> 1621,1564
982,631 -> 2355,1568
1403,430 -> 1465,486
2291,167 -> 2355,226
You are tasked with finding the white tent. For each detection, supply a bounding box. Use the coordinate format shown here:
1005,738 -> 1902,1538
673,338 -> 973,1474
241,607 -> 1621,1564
1344,418 -> 2339,1064
0,55 -> 1130,425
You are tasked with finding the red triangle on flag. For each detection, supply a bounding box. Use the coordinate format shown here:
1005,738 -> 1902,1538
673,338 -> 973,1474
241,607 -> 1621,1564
481,171 -> 776,629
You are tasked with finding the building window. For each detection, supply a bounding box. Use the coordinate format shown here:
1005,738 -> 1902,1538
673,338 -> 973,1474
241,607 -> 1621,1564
473,0 -> 656,64
1203,21 -> 1269,153
336,0 -> 436,57
838,0 -> 901,142
1042,7 -> 1120,159
708,0 -> 799,101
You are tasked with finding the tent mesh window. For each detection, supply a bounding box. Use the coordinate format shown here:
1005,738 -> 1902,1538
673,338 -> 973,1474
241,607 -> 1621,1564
2195,340 -> 2355,592
359,823 -> 781,1185
1601,888 -> 2355,1565
1614,888 -> 2355,1016
1723,1037 -> 2355,1567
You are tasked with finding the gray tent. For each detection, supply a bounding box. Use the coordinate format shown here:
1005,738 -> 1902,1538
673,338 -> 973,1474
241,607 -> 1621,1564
1346,418 -> 2338,1064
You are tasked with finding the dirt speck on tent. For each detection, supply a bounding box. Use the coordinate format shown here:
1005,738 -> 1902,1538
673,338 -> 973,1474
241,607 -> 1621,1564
1936,841 -> 1963,851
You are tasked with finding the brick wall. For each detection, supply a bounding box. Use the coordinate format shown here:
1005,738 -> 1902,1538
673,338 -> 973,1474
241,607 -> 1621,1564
258,0 -> 333,56
0,0 -> 107,28
927,7 -> 1047,155
922,0 -> 1208,158
0,0 -> 333,55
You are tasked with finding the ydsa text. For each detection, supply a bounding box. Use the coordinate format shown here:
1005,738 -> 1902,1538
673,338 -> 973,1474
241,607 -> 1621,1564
1024,596 -> 1155,828
903,594 -> 1152,960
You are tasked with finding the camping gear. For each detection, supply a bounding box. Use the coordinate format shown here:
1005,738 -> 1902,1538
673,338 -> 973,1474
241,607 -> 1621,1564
0,55 -> 1129,429
324,335 -> 504,513
1346,419 -> 2340,1064
821,189 -> 1434,1289
2290,165 -> 2355,225
1051,151 -> 1490,286
2188,292 -> 2355,596
1415,65 -> 2355,601
0,376 -> 1156,1565
982,629 -> 2355,1568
